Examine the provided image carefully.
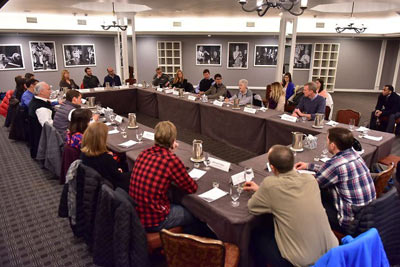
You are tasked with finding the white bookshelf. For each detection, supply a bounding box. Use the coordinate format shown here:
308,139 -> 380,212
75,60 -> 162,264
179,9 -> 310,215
310,43 -> 340,92
157,41 -> 182,77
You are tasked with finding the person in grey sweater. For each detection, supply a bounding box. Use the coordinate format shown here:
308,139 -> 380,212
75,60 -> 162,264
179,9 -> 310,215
292,81 -> 326,120
152,67 -> 170,87
199,73 -> 227,99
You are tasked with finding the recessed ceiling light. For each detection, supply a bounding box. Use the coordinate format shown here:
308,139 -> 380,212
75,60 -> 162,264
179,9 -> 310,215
208,34 -> 212,37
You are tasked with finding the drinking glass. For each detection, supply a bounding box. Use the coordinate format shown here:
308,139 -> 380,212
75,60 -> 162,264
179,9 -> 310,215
321,148 -> 328,158
244,167 -> 252,182
109,114 -> 115,123
136,128 -> 144,143
120,125 -> 127,138
349,118 -> 355,131
301,115 -> 308,123
203,153 -> 211,170
230,184 -> 240,207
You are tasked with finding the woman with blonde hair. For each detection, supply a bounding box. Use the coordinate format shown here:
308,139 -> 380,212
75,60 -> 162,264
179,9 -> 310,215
81,122 -> 131,191
267,82 -> 285,112
59,69 -> 78,89
172,69 -> 189,90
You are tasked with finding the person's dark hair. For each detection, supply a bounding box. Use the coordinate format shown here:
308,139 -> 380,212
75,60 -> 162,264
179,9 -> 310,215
214,73 -> 222,79
66,89 -> 81,102
282,72 -> 292,87
203,69 -> 210,74
24,73 -> 34,80
26,78 -> 39,88
268,145 -> 294,173
14,75 -> 26,101
84,67 -> 91,74
69,108 -> 92,135
385,85 -> 394,92
316,78 -> 325,93
155,67 -> 161,72
328,127 -> 354,151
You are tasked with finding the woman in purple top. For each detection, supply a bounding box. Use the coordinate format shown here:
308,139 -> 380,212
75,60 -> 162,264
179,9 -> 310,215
282,72 -> 295,101
66,108 -> 92,150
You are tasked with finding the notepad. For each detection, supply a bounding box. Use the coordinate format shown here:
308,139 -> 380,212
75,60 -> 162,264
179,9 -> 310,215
108,129 -> 119,135
198,187 -> 228,203
363,135 -> 383,141
118,140 -> 137,148
188,168 -> 206,181
326,120 -> 338,126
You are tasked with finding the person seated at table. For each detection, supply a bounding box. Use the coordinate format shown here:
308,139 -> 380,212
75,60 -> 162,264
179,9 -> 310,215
53,89 -> 82,139
129,121 -> 198,232
81,122 -> 131,192
295,127 -> 376,234
199,73 -> 227,99
171,69 -> 188,89
82,67 -> 101,89
59,69 -> 79,89
12,75 -> 26,102
194,69 -> 214,93
103,67 -> 122,87
20,78 -> 39,110
316,78 -> 333,119
25,72 -> 35,81
266,82 -> 285,112
369,85 -> 399,132
66,108 -> 92,150
152,67 -> 170,88
244,145 -> 338,267
225,79 -> 252,106
292,82 -> 326,120
282,72 -> 295,101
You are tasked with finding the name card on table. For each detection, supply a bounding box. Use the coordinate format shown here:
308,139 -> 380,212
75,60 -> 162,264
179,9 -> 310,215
280,114 -> 297,123
164,89 -> 174,94
115,115 -> 123,124
231,169 -> 254,186
156,88 -> 163,92
243,107 -> 257,114
173,91 -> 179,96
143,131 -> 155,140
94,87 -> 105,91
188,95 -> 197,101
118,140 -> 137,148
208,157 -> 231,172
79,89 -> 91,93
363,135 -> 383,142
213,100 -> 224,107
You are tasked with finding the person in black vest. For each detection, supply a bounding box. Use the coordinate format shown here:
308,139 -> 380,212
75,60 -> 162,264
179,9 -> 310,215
152,67 -> 170,88
369,85 -> 399,132
82,67 -> 100,89
195,69 -> 214,93
28,81 -> 55,158
103,67 -> 122,87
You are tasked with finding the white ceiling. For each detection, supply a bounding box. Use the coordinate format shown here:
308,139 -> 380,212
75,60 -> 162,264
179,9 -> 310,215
2,0 -> 400,18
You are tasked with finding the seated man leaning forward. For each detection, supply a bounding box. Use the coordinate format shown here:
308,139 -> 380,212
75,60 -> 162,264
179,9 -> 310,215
295,127 -> 376,234
244,145 -> 338,267
292,81 -> 326,120
129,121 -> 198,232
198,73 -> 227,100
225,78 -> 253,106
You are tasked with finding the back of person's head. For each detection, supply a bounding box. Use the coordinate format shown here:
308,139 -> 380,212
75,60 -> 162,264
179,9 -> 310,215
33,81 -> 47,96
154,121 -> 177,149
81,122 -> 108,156
328,127 -> 354,151
316,78 -> 325,92
26,78 -> 39,88
214,73 -> 222,79
84,67 -> 91,74
156,67 -> 162,72
15,76 -> 26,89
305,81 -> 317,93
203,69 -> 210,74
385,85 -> 394,92
270,81 -> 284,102
268,145 -> 294,173
69,108 -> 92,135
66,89 -> 81,102
24,73 -> 34,80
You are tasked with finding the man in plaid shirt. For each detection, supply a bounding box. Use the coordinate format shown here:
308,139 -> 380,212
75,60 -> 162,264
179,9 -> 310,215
295,127 -> 376,234
129,121 -> 198,231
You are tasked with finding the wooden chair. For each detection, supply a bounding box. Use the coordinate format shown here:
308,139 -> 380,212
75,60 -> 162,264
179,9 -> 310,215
325,106 -> 331,120
378,154 -> 400,166
374,162 -> 395,198
335,109 -> 361,126
160,229 -> 240,267
147,227 -> 183,253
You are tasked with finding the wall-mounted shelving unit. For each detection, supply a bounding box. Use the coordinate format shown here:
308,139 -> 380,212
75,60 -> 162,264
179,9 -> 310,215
310,43 -> 340,92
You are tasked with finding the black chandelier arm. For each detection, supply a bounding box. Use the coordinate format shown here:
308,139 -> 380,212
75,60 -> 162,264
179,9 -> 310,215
258,5 -> 271,17
287,7 -> 305,16
241,3 -> 262,12
280,1 -> 294,12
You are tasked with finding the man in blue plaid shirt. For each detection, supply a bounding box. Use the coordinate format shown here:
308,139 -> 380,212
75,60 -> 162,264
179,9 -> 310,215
295,127 -> 376,234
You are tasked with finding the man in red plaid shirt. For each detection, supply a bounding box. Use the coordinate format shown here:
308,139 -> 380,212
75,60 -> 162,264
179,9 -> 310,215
129,121 -> 198,231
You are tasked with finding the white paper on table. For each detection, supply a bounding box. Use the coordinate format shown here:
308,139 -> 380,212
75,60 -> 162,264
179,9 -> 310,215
173,91 -> 179,96
79,89 -> 91,93
243,107 -> 257,114
363,135 -> 383,141
188,168 -> 206,181
94,87 -> 105,91
326,120 -> 338,126
320,157 -> 331,163
356,126 -> 369,132
115,115 -> 123,124
183,92 -> 190,95
188,95 -> 197,101
118,140 -> 137,148
137,84 -> 143,88
213,100 -> 224,107
208,157 -> 231,172
120,85 -> 130,89
297,170 -> 316,175
164,89 -> 174,94
198,187 -> 228,203
143,131 -> 155,140
105,122 -> 112,126
156,88 -> 163,92
231,170 -> 254,186
280,114 -> 297,122
108,129 -> 119,134
259,107 -> 268,112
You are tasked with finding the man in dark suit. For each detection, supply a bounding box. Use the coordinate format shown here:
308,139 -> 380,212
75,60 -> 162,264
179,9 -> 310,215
369,85 -> 399,132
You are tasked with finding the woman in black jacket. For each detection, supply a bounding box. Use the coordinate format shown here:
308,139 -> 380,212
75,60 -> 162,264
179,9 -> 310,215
172,69 -> 193,92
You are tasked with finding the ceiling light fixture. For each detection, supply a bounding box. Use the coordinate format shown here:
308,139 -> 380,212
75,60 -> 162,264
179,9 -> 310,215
101,2 -> 127,31
238,0 -> 308,17
335,2 -> 366,34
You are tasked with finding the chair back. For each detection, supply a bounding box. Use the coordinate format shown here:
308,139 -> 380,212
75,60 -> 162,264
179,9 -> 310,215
160,229 -> 226,267
60,144 -> 81,184
325,106 -> 331,121
336,109 -> 361,126
374,162 -> 395,198
252,93 -> 263,107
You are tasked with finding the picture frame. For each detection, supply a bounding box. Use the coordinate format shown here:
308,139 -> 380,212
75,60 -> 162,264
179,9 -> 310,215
195,44 -> 222,66
62,44 -> 96,67
29,41 -> 58,72
254,45 -> 278,67
227,42 -> 249,69
0,44 -> 25,70
294,43 -> 312,69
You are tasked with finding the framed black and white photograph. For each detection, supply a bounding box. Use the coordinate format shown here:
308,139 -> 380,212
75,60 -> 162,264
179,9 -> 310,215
254,45 -> 278,67
62,44 -> 96,67
196,44 -> 222,66
0,44 -> 25,70
29,41 -> 57,72
227,42 -> 248,69
294,43 -> 312,69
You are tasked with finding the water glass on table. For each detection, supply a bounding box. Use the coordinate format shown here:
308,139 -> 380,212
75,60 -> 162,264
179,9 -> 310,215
349,118 -> 356,131
203,153 -> 211,170
301,112 -> 308,123
230,184 -> 240,208
120,125 -> 127,138
136,128 -> 144,143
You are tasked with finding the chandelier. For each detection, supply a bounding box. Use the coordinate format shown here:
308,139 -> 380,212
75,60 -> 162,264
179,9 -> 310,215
335,2 -> 366,34
238,0 -> 308,17
101,2 -> 127,31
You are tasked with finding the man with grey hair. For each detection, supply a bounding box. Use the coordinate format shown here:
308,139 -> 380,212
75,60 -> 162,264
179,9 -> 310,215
226,78 -> 253,105
292,81 -> 326,120
28,81 -> 55,158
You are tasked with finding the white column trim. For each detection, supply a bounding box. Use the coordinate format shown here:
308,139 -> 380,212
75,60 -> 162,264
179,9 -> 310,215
374,40 -> 387,91
131,13 -> 138,82
275,17 -> 287,82
288,17 -> 298,75
392,43 -> 400,89
118,17 -> 129,82
114,35 -> 121,78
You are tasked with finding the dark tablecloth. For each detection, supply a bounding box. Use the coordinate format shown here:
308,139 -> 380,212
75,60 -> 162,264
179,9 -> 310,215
136,88 -> 158,118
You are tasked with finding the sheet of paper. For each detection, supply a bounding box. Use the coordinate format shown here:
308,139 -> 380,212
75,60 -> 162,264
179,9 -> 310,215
208,157 -> 231,172
363,135 -> 383,141
105,122 -> 112,126
118,140 -> 137,148
164,89 -> 174,94
79,89 -> 91,93
198,187 -> 228,203
115,115 -> 123,124
188,95 -> 197,101
326,120 -> 338,126
297,170 -> 316,175
143,131 -> 155,140
243,107 -> 257,114
173,91 -> 179,96
188,168 -> 206,181
94,87 -> 105,91
356,126 -> 369,132
231,169 -> 254,186
280,114 -> 297,122
213,100 -> 224,107
320,157 -> 331,163
108,129 -> 119,135
156,88 -> 163,92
